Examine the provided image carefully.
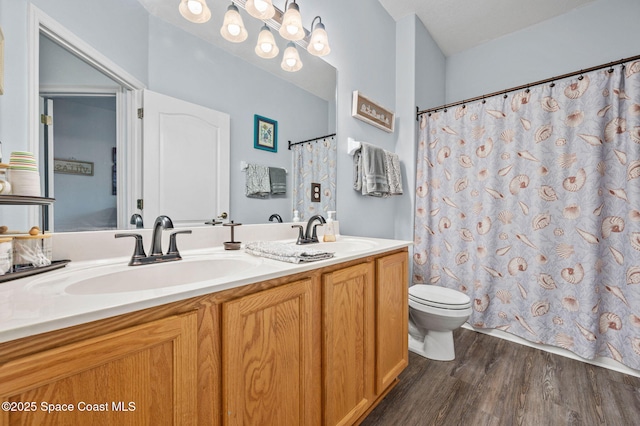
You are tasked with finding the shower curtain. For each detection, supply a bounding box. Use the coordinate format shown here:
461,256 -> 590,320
292,136 -> 337,220
414,62 -> 640,370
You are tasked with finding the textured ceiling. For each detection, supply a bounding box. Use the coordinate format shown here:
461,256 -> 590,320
378,0 -> 597,56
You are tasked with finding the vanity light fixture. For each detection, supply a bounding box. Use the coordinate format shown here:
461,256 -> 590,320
307,16 -> 330,57
279,0 -> 305,41
178,0 -> 211,23
281,42 -> 303,72
255,25 -> 279,59
220,3 -> 248,43
245,0 -> 275,20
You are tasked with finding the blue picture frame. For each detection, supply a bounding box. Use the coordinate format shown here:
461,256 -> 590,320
254,114 -> 278,153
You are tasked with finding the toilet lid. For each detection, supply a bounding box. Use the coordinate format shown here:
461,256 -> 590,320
409,285 -> 471,308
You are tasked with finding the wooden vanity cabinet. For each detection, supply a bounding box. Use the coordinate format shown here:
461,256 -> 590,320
322,262 -> 376,426
0,248 -> 408,426
222,277 -> 321,426
0,312 -> 198,426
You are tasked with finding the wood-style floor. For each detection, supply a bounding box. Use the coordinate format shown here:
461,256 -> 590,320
361,328 -> 640,426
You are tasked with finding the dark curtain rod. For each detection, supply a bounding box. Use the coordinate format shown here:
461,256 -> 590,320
288,133 -> 336,150
416,54 -> 640,118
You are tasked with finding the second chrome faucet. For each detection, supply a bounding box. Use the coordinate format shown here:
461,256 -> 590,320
292,214 -> 326,244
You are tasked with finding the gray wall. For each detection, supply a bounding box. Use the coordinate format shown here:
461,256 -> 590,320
445,0 -> 640,102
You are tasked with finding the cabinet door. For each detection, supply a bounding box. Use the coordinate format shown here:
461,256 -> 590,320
0,312 -> 198,426
323,262 -> 375,426
375,252 -> 409,393
222,278 -> 320,426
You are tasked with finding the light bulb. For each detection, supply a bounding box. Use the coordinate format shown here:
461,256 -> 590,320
245,0 -> 275,20
281,42 -> 302,72
279,2 -> 304,41
179,0 -> 211,23
254,0 -> 268,12
228,24 -> 240,36
255,25 -> 279,59
220,3 -> 247,43
187,0 -> 203,14
307,20 -> 330,57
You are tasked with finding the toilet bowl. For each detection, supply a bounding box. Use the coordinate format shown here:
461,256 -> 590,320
408,284 -> 472,361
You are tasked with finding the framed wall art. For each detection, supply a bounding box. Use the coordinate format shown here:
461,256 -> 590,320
254,114 -> 278,153
351,91 -> 395,133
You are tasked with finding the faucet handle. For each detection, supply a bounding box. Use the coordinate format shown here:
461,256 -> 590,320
292,225 -> 305,245
115,233 -> 147,265
167,230 -> 192,257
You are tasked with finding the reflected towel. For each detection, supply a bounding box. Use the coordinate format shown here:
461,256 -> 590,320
245,164 -> 270,198
360,143 -> 389,197
245,241 -> 335,263
353,149 -> 362,191
269,167 -> 287,194
384,150 -> 403,196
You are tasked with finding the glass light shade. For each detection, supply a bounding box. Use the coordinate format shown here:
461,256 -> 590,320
279,2 -> 304,41
307,22 -> 330,56
255,25 -> 279,59
179,0 -> 211,23
281,42 -> 303,72
220,4 -> 248,43
245,0 -> 275,20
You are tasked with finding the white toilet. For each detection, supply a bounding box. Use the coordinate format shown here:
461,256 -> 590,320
408,284 -> 472,361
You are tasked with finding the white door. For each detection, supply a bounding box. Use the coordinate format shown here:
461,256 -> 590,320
142,90 -> 230,227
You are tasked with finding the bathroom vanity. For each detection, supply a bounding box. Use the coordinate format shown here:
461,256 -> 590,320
0,227 -> 409,425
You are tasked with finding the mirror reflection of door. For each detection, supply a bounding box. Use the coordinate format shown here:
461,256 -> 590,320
40,95 -> 117,231
39,34 -> 122,231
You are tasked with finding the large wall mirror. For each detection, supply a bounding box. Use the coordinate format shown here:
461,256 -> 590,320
1,0 -> 336,232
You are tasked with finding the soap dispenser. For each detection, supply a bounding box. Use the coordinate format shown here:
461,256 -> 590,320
292,210 -> 301,222
323,211 -> 336,242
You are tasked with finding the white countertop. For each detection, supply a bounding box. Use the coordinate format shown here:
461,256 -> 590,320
0,234 -> 410,343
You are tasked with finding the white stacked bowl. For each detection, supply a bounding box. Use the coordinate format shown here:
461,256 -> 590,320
8,151 -> 41,197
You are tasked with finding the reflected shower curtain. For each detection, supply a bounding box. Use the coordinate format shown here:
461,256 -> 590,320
292,136 -> 337,220
414,62 -> 640,370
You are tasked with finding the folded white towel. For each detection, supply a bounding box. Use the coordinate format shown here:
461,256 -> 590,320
245,164 -> 270,198
245,241 -> 335,263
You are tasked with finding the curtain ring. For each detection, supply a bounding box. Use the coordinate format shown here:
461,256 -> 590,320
550,81 -> 555,88
443,108 -> 447,113
525,88 -> 530,93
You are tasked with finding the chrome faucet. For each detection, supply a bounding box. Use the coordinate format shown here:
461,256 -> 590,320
116,215 -> 191,266
292,214 -> 326,244
150,215 -> 174,256
269,213 -> 283,223
130,213 -> 143,229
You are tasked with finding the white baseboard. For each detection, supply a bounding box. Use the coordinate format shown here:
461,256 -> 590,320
462,324 -> 640,378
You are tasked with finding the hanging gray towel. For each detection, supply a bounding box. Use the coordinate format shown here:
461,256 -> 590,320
245,164 -> 270,198
384,150 -> 403,196
360,143 -> 389,196
269,167 -> 287,194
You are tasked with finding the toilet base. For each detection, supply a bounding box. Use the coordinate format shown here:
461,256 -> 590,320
408,330 -> 456,361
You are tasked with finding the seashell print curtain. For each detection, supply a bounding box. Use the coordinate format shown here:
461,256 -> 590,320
292,136 -> 337,220
414,61 -> 640,370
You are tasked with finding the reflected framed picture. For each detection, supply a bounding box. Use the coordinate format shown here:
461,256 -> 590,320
254,114 -> 278,153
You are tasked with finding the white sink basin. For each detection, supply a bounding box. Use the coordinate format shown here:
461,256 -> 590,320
28,255 -> 262,295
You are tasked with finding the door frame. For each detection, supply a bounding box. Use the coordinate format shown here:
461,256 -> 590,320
27,5 -> 145,229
